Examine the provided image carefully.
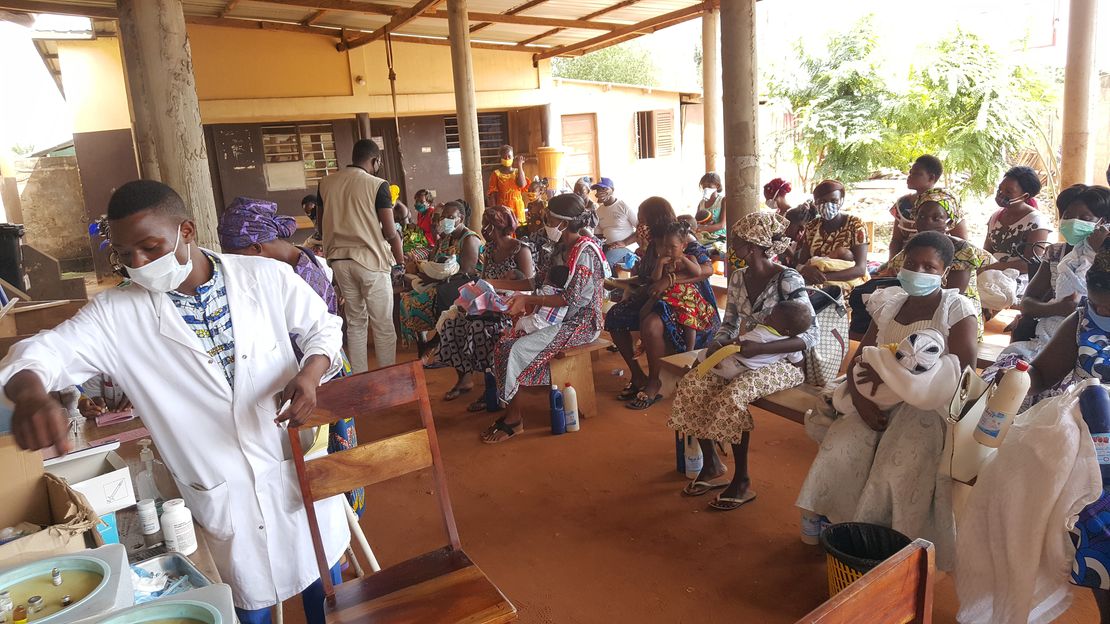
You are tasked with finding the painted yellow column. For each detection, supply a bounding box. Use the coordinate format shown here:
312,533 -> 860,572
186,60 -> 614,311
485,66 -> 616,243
447,0 -> 486,230
117,0 -> 219,248
720,0 -> 758,228
702,8 -> 721,174
1061,0 -> 1100,186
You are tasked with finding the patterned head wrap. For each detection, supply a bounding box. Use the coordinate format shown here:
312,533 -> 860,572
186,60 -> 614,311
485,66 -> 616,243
914,188 -> 962,226
731,211 -> 791,258
813,179 -> 846,199
218,197 -> 297,250
764,178 -> 792,199
484,205 -> 518,234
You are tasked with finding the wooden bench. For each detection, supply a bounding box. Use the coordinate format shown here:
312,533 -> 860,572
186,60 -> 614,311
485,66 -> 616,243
976,341 -> 1003,370
660,350 -> 822,425
551,339 -> 612,419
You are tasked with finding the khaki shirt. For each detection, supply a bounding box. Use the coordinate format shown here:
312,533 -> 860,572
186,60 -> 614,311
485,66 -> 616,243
320,166 -> 393,272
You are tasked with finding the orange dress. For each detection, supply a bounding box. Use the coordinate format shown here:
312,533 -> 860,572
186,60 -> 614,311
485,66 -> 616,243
488,169 -> 527,223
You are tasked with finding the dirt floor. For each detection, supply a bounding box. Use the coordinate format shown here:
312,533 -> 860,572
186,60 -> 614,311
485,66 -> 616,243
276,335 -> 1099,624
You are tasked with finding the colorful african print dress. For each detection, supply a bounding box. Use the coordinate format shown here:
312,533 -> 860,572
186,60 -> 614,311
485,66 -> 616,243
487,168 -> 527,223
399,229 -> 479,341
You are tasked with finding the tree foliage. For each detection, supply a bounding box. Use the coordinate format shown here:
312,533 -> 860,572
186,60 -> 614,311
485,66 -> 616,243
765,19 -> 1055,196
551,44 -> 657,87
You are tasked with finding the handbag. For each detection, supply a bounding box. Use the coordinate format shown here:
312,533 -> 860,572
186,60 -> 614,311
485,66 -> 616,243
802,285 -> 850,387
942,366 -> 999,484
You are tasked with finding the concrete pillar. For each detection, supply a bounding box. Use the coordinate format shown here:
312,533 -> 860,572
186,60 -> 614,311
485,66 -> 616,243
1060,0 -> 1100,186
117,0 -> 219,249
356,112 -> 372,140
701,9 -> 721,174
720,0 -> 758,229
447,0 -> 486,231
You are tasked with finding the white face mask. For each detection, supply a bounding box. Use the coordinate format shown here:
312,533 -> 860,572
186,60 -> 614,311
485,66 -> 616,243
702,188 -> 715,201
765,197 -> 777,210
126,226 -> 193,293
437,217 -> 457,235
544,223 -> 565,242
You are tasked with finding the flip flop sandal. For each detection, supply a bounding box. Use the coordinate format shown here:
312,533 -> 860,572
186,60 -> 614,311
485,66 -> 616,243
423,361 -> 449,370
468,399 -> 501,413
480,419 -> 522,444
625,392 -> 663,410
682,478 -> 730,497
443,386 -> 473,401
616,383 -> 644,401
709,490 -> 757,511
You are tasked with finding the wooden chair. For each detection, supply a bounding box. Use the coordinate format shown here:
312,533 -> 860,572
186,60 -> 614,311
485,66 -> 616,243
796,539 -> 935,624
288,361 -> 517,623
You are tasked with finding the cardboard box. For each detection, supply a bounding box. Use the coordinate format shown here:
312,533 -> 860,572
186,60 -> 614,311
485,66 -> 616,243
44,442 -> 137,516
0,437 -> 101,566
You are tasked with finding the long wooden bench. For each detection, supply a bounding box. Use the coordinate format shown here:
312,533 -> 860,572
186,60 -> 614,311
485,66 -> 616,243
551,338 -> 612,419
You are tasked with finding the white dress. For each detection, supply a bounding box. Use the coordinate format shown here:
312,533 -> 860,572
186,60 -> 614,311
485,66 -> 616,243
795,288 -> 978,570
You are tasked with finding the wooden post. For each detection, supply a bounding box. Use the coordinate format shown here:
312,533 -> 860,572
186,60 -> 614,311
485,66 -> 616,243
1060,0 -> 1099,186
116,0 -> 220,249
720,0 -> 758,230
447,0 -> 486,231
701,8 -> 721,175
356,112 -> 372,140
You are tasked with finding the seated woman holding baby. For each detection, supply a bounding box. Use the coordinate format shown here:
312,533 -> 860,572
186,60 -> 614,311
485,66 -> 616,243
793,179 -> 870,293
795,230 -> 978,571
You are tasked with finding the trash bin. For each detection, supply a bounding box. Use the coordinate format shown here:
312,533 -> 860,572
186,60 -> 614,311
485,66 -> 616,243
819,522 -> 911,596
0,223 -> 25,291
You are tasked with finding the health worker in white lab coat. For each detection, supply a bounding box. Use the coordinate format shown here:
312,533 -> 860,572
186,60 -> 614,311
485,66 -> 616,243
0,181 -> 351,624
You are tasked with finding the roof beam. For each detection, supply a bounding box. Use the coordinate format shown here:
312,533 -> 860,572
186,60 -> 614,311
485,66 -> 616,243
572,7 -> 706,56
469,0 -> 547,34
534,1 -> 711,60
338,0 -> 444,50
303,9 -> 328,25
433,10 -> 622,30
250,0 -> 400,16
518,0 -> 640,45
0,0 -> 115,18
219,0 -> 242,18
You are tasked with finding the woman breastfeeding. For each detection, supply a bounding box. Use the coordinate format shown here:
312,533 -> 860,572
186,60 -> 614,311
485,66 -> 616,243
795,231 -> 978,570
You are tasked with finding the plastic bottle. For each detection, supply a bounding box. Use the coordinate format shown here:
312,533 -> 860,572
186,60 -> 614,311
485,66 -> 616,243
684,435 -> 704,479
483,371 -> 502,412
974,360 -> 1031,447
160,499 -> 198,556
137,498 -> 160,536
11,605 -> 26,624
674,432 -> 685,474
1079,385 -> 1110,489
135,439 -> 164,502
0,591 -> 12,623
549,385 -> 566,435
562,383 -> 579,432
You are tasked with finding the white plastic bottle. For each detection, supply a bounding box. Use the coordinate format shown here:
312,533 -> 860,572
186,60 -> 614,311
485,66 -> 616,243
562,383 -> 580,432
684,435 -> 703,479
160,499 -> 198,556
135,439 -> 164,502
137,498 -> 160,536
974,360 -> 1031,448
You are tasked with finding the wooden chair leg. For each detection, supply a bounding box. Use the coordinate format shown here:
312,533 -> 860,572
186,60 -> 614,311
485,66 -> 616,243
345,502 -> 382,573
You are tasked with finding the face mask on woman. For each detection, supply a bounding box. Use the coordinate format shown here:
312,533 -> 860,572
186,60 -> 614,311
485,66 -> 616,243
545,223 -> 565,242
897,268 -> 943,297
765,197 -> 778,210
816,201 -> 841,220
501,158 -> 514,168
437,217 -> 457,235
127,226 -> 193,293
415,202 -> 428,213
1060,218 -> 1098,246
995,192 -> 1025,208
1089,306 -> 1110,333
702,187 -> 715,201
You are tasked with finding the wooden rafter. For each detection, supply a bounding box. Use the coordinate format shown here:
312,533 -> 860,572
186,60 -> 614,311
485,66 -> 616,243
534,1 -> 711,60
518,0 -> 640,46
434,11 -> 622,31
338,0 -> 444,50
571,7 -> 706,56
219,0 -> 241,18
303,9 -> 328,25
249,0 -> 401,16
469,0 -> 547,34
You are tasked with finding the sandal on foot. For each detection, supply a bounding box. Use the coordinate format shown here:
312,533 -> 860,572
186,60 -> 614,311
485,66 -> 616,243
443,385 -> 473,401
625,392 -> 663,410
467,399 -> 494,413
682,478 -> 730,497
709,490 -> 757,511
480,419 -> 522,444
616,383 -> 643,401
423,361 -> 449,370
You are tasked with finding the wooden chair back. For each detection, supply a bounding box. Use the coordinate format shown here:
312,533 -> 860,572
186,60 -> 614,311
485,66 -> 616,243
288,360 -> 460,603
796,539 -> 935,624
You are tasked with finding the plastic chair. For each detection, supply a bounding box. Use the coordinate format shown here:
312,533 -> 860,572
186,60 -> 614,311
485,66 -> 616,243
288,360 -> 517,623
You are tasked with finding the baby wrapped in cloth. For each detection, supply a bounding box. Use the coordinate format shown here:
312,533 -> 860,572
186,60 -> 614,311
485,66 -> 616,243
831,328 -> 960,414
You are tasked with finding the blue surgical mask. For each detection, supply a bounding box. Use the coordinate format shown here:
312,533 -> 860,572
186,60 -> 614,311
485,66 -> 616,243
437,217 -> 457,235
415,202 -> 428,213
898,268 -> 943,297
1060,218 -> 1098,247
1089,305 -> 1110,333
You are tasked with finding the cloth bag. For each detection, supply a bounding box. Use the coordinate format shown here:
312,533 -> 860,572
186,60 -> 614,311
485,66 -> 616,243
802,285 -> 850,387
978,268 -> 1020,311
943,366 -> 999,484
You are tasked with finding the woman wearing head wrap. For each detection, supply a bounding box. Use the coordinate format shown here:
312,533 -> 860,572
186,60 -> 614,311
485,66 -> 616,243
668,212 -> 817,510
218,197 -> 364,518
436,205 -> 536,407
794,179 -> 870,292
876,188 -> 991,339
763,177 -> 791,214
605,197 -> 720,410
480,193 -> 606,443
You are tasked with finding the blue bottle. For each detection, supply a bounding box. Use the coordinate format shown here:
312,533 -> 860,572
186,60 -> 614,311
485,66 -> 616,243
549,385 -> 566,435
675,432 -> 685,474
1079,385 -> 1110,489
483,371 -> 502,412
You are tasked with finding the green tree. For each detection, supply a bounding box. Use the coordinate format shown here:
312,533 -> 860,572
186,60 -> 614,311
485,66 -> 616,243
551,43 -> 657,87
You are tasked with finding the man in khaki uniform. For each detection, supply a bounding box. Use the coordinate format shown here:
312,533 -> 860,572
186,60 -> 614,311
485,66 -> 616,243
319,139 -> 404,371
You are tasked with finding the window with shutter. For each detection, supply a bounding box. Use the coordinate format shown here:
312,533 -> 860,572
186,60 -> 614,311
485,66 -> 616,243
653,110 -> 674,157
444,113 -> 509,175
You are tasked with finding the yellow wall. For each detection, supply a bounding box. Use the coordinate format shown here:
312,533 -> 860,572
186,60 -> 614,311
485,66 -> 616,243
56,38 -> 131,133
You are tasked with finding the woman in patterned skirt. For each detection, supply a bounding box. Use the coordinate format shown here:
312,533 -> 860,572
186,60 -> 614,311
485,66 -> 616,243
436,205 -> 535,403
481,193 -> 605,443
668,212 -> 817,511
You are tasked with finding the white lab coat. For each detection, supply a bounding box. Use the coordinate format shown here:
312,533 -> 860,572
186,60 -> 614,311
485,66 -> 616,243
0,253 -> 351,610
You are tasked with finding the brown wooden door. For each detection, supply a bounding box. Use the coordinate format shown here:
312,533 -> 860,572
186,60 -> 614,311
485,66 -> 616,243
560,113 -> 599,187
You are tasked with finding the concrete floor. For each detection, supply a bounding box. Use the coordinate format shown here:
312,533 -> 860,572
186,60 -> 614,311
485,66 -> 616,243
281,343 -> 1099,623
